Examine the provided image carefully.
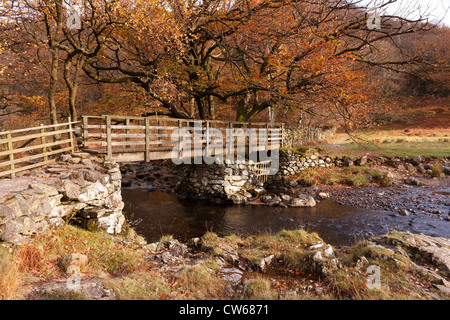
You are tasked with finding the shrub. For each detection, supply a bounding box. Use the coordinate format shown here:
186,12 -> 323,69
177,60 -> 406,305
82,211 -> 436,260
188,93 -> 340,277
431,163 -> 443,178
342,176 -> 370,187
366,169 -> 392,187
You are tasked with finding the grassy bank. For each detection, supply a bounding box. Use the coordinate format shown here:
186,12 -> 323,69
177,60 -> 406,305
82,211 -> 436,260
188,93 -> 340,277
1,224 -> 448,300
321,128 -> 450,159
290,165 -> 393,188
330,141 -> 450,159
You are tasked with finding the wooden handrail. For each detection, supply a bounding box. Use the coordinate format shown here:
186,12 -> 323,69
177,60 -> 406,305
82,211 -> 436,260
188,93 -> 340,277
0,118 -> 78,178
0,121 -> 80,136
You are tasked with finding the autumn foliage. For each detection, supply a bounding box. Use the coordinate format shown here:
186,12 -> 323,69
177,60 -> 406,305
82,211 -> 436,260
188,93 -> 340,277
0,0 -> 448,131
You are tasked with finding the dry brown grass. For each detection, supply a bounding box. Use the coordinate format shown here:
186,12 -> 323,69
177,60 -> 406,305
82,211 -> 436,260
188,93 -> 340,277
15,244 -> 45,274
0,251 -> 23,300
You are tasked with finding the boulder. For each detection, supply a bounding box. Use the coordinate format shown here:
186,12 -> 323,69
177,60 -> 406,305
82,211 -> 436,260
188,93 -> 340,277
83,170 -> 101,183
411,156 -> 422,165
78,182 -> 109,202
0,219 -> 24,242
406,163 -> 416,173
61,180 -> 81,200
318,192 -> 329,199
289,195 -> 316,207
357,155 -> 368,166
309,250 -> 341,276
218,245 -> 240,264
68,157 -> 81,164
417,165 -> 426,174
442,166 -> 450,176
257,254 -> 275,272
267,195 -> 282,206
29,183 -> 59,196
404,177 -> 420,186
375,233 -> 450,277
59,154 -> 72,162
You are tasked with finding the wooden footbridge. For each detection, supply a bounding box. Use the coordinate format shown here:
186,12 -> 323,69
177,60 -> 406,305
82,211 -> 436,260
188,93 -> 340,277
0,115 -> 284,177
81,115 -> 284,163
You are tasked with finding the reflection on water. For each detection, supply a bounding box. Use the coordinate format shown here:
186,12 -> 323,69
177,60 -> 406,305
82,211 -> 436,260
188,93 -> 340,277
122,189 -> 449,246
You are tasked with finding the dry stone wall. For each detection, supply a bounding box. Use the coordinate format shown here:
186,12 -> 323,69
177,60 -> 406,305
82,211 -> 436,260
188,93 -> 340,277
0,152 -> 125,244
175,161 -> 265,205
267,150 -> 334,187
282,126 -> 336,149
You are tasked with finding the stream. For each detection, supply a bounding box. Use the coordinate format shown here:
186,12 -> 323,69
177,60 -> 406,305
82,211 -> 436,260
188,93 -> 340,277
122,188 -> 450,247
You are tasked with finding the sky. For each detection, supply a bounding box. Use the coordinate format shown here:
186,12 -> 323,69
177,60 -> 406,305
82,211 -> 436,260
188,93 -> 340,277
360,0 -> 450,26
405,0 -> 449,26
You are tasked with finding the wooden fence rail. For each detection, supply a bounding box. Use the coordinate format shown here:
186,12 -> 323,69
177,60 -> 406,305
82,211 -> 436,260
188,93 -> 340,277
0,118 -> 79,178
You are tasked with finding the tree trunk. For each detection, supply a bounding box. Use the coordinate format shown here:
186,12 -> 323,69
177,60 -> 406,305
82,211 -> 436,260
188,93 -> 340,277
208,95 -> 215,120
64,54 -> 85,122
45,0 -> 64,125
48,47 -> 59,125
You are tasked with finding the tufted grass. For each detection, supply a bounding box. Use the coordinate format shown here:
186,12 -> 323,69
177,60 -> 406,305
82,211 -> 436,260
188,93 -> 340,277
31,224 -> 147,276
0,248 -> 23,300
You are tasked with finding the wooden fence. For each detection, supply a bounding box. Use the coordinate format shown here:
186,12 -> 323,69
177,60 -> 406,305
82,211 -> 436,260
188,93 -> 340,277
0,119 -> 79,178
82,115 -> 284,162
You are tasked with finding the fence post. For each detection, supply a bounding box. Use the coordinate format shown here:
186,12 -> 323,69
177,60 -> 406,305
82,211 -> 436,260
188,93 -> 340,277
6,133 -> 15,178
125,118 -> 130,149
227,122 -> 233,161
205,121 -> 210,152
145,117 -> 150,162
82,116 -> 88,148
106,115 -> 112,158
157,119 -> 162,148
40,124 -> 48,162
178,120 -> 182,160
68,117 -> 75,152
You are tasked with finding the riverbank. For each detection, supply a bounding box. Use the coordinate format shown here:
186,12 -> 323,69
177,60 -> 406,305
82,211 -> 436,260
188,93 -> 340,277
1,150 -> 449,300
1,223 -> 449,300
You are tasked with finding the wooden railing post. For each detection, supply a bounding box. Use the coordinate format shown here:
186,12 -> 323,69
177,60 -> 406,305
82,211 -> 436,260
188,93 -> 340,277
67,117 -> 74,152
82,116 -> 88,148
145,117 -> 150,162
227,122 -> 233,161
157,119 -> 162,148
6,133 -> 15,178
106,115 -> 112,158
40,124 -> 48,161
178,120 -> 182,160
205,121 -> 210,155
125,118 -> 130,149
